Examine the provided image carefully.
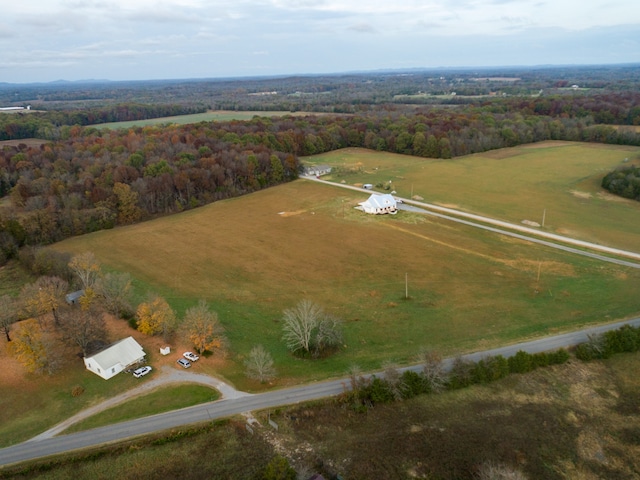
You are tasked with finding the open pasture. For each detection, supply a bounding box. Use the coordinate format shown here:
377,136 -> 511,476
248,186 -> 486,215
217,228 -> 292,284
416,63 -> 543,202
307,142 -> 640,252
51,179 -> 640,388
92,110 -> 311,129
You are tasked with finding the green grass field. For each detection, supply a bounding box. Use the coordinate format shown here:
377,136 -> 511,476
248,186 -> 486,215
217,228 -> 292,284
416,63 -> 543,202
50,161 -> 640,389
306,142 -> 640,252
91,110 -> 310,129
64,384 -> 220,434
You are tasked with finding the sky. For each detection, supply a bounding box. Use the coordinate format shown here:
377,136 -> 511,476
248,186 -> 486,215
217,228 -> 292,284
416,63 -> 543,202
1,0 -> 639,83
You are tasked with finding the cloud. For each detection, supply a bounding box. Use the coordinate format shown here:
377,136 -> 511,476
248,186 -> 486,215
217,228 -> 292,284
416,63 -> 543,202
348,23 -> 376,33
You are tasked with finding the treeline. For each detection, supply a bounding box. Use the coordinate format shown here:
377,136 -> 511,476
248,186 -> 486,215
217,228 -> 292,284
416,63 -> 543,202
486,92 -> 640,126
0,103 -> 207,141
344,349 -> 570,412
601,165 -> 640,201
0,122 -> 298,262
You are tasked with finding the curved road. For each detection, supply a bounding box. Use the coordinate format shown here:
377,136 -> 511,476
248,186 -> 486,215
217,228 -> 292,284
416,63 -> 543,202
2,316 -> 640,468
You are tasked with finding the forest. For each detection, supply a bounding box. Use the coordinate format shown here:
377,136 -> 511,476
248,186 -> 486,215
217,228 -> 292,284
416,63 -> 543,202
2,65 -> 640,265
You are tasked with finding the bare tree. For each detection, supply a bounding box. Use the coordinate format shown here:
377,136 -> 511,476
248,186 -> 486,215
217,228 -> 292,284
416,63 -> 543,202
244,345 -> 276,383
181,300 -> 226,354
282,300 -> 322,355
382,362 -> 404,401
476,461 -> 527,480
281,300 -> 343,357
68,252 -> 101,291
417,349 -> 448,392
0,295 -> 18,342
95,272 -> 133,317
61,307 -> 107,355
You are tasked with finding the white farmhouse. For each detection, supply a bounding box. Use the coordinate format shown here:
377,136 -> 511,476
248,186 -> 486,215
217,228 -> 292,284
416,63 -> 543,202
358,193 -> 398,215
83,336 -> 146,380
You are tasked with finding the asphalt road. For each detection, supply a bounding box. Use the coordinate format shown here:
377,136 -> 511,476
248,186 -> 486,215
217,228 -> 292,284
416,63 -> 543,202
2,316 -> 640,468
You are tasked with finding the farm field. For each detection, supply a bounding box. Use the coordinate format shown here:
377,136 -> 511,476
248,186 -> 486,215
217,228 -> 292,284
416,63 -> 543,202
91,110 -> 314,129
50,176 -> 640,389
306,142 -> 640,252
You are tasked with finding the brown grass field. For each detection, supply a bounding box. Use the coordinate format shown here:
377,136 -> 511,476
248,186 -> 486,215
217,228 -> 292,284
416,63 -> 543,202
49,160 -> 640,388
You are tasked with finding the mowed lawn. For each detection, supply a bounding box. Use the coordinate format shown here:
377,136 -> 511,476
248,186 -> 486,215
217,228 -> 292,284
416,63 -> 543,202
92,110 -> 313,129
307,142 -> 640,252
51,178 -> 640,388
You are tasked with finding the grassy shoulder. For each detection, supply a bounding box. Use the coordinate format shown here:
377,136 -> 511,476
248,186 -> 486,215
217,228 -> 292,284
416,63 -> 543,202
64,384 -> 220,434
3,353 -> 640,479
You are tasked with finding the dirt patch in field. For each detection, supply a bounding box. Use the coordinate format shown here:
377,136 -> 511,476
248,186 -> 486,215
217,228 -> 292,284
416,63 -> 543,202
278,210 -> 307,217
571,190 -> 593,199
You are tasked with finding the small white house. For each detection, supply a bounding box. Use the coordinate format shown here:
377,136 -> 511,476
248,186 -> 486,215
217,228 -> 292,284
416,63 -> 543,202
303,164 -> 332,177
358,193 -> 398,215
83,336 -> 146,380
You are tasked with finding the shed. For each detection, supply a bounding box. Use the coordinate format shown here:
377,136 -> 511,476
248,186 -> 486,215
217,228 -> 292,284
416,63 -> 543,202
83,336 -> 146,380
65,290 -> 85,305
358,193 -> 398,215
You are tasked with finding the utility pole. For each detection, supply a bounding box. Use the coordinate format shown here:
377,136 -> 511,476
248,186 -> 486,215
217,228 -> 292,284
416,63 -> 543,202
542,208 -> 546,227
405,272 -> 409,299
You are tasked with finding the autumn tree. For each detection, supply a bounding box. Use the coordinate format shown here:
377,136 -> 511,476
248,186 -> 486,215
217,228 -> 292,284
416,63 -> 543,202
0,294 -> 18,342
281,300 -> 343,357
94,272 -> 134,317
68,252 -> 101,291
136,295 -> 177,340
244,345 -> 276,383
113,182 -> 143,224
181,300 -> 225,354
10,319 -> 56,374
19,276 -> 68,326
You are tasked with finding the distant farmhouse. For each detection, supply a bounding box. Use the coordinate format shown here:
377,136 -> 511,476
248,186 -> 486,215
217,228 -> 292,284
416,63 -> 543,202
83,336 -> 146,380
303,164 -> 332,177
0,105 -> 31,111
358,193 -> 398,215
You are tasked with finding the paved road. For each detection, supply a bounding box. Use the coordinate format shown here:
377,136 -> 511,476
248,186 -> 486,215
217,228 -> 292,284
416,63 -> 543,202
2,316 -> 640,468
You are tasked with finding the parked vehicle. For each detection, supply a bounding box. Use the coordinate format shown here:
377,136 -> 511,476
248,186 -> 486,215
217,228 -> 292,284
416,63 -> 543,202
183,351 -> 199,362
132,366 -> 152,378
177,358 -> 191,368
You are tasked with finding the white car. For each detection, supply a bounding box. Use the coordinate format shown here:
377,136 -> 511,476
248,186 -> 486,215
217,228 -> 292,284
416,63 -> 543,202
177,358 -> 191,368
183,351 -> 199,362
133,366 -> 152,378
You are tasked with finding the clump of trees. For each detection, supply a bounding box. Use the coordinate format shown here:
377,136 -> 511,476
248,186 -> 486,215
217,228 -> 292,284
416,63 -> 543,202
2,250 -> 135,373
601,165 -> 640,201
281,300 -> 343,358
574,324 -> 640,361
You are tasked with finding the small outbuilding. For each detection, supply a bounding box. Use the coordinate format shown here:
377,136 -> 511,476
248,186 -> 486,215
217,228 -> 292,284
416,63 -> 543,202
83,336 -> 146,380
65,290 -> 85,305
358,193 -> 398,215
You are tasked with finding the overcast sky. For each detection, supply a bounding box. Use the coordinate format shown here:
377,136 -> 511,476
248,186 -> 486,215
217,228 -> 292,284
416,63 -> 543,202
1,0 -> 639,83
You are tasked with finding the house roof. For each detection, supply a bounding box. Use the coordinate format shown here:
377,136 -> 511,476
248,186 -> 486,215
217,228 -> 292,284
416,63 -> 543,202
359,193 -> 397,209
85,336 -> 145,370
65,290 -> 85,303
